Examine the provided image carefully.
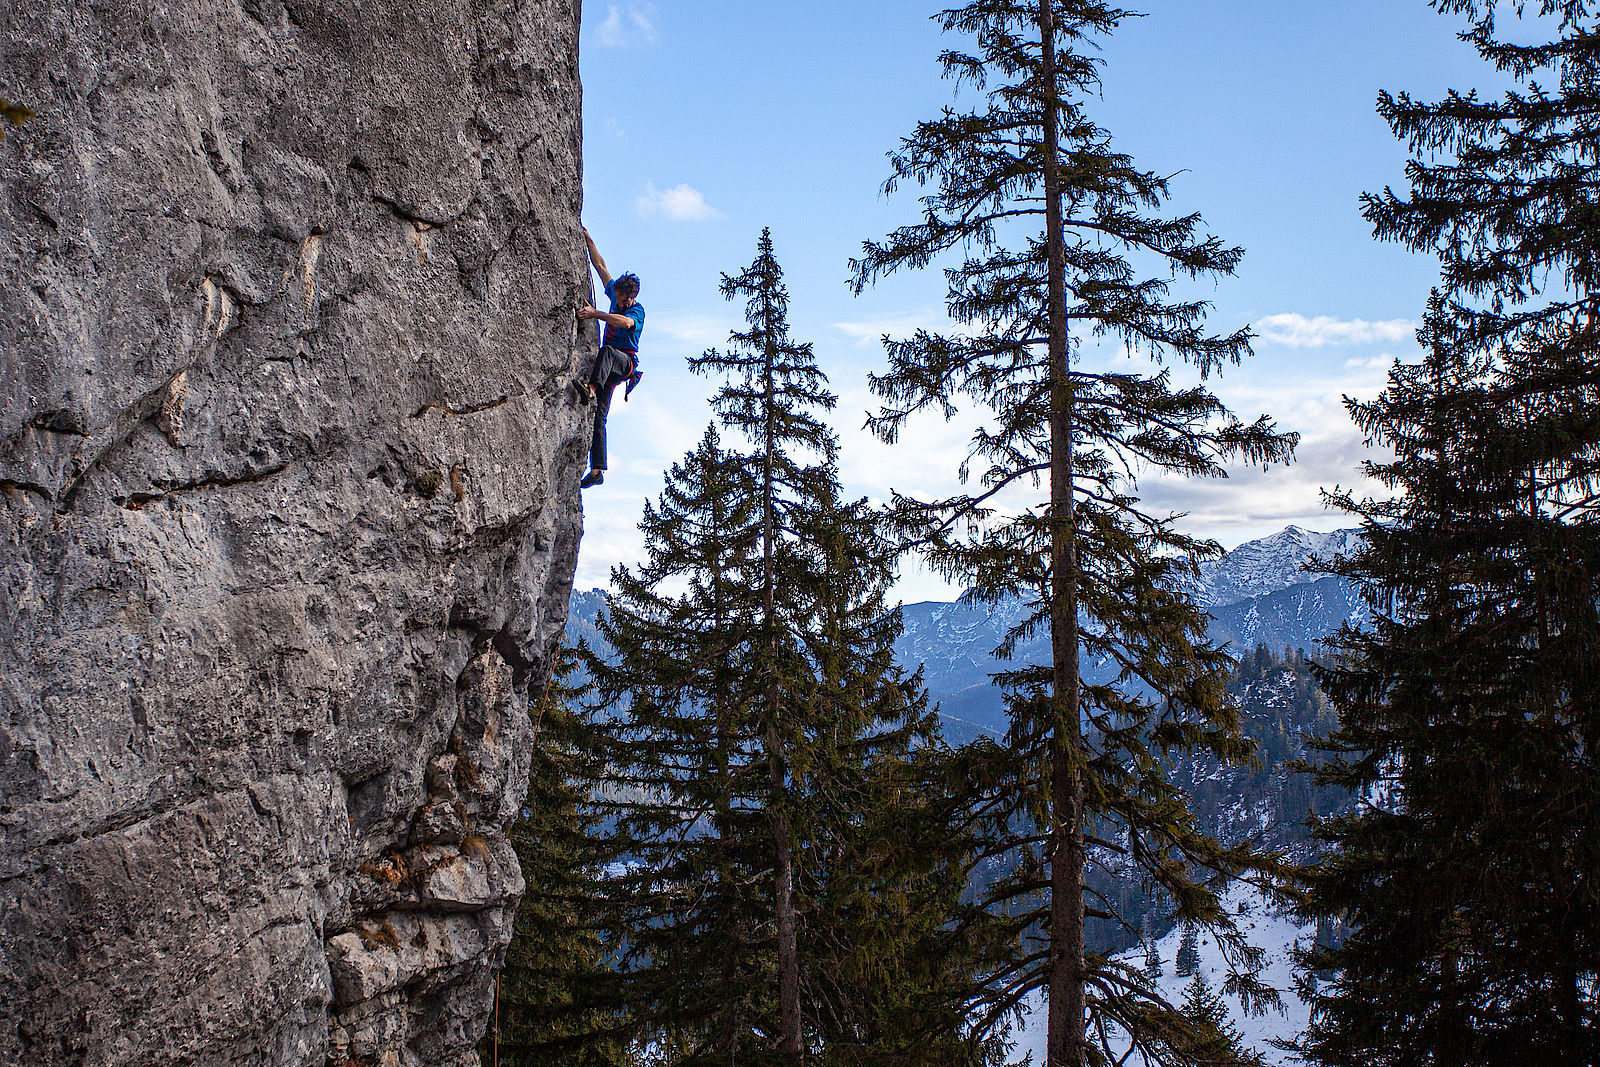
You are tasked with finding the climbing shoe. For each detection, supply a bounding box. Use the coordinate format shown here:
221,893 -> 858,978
580,470 -> 605,489
573,381 -> 594,405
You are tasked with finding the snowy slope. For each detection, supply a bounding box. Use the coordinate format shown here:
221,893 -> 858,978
1011,881 -> 1314,1065
1206,575 -> 1367,654
1188,526 -> 1364,610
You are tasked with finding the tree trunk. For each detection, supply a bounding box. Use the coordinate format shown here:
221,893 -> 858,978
761,325 -> 804,1066
712,504 -> 742,1057
1038,2 -> 1087,1065
772,746 -> 802,1064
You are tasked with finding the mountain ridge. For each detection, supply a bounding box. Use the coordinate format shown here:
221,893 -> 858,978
568,524 -> 1367,743
890,526 -> 1364,738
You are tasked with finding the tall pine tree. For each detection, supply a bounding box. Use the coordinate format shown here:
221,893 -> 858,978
1298,3 -> 1600,1061
850,3 -> 1296,1064
790,486 -> 1007,1067
483,647 -> 631,1066
590,231 -> 1003,1066
590,425 -> 775,1064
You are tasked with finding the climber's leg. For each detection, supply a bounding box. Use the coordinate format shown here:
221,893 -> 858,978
583,378 -> 617,488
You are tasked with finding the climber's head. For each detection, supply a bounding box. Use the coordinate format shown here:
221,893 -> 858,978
613,272 -> 641,306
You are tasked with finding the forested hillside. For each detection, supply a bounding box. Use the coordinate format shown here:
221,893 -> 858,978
1181,647 -> 1347,863
1069,646 -> 1352,961
566,556 -> 1360,961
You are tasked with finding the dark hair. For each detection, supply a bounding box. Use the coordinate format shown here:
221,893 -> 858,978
614,272 -> 641,298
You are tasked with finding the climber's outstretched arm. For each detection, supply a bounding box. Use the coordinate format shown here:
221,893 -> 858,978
578,305 -> 636,330
583,227 -> 613,290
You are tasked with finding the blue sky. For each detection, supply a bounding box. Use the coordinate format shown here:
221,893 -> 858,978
573,1 -> 1507,600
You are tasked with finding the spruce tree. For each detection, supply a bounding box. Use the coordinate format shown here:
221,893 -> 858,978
1178,972 -> 1255,1066
1175,926 -> 1200,980
850,3 -> 1295,1064
790,485 -> 1008,1067
590,425 -> 775,1064
590,231 -> 1003,1066
486,648 -> 630,1066
1142,913 -> 1163,979
1297,6 -> 1600,1060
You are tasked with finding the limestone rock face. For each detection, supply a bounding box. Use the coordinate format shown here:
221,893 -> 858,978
0,2 -> 589,1064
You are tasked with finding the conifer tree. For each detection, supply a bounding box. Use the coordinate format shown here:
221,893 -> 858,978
587,425 -> 776,1064
1142,913 -> 1163,979
590,231 -> 1003,1067
789,485 -> 1008,1067
1178,972 -> 1255,1066
1175,926 -> 1200,980
850,3 -> 1295,1064
1297,5 -> 1600,1061
487,648 -> 631,1066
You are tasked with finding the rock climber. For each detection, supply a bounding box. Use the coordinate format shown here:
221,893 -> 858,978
575,226 -> 644,489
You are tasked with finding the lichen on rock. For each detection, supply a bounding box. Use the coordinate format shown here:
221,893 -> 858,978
0,1 -> 591,1064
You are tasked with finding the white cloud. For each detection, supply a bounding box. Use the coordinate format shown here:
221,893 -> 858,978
1135,424 -> 1383,541
634,181 -> 723,222
838,360 -> 1392,565
594,6 -> 624,45
649,311 -> 737,350
1119,367 -> 1396,547
594,2 -> 658,49
834,310 -> 953,347
574,509 -> 647,590
834,379 -> 974,495
1255,313 -> 1416,348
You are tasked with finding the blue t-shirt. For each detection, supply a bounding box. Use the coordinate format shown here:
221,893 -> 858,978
603,279 -> 645,354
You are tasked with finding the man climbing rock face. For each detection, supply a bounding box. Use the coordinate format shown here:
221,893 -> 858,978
575,226 -> 644,489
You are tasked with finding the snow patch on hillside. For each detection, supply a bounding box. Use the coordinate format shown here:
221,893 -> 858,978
1011,882 -> 1314,1065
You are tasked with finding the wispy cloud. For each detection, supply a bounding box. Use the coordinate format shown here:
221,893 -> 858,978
841,360 -> 1391,564
574,509 -> 650,589
594,2 -> 658,49
634,182 -> 723,222
649,311 -> 736,350
1123,367 -> 1393,544
1255,313 -> 1416,348
834,308 -> 963,347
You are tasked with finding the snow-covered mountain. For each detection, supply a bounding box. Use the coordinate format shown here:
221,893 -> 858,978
892,526 -> 1365,739
1206,576 -> 1366,656
565,525 -> 1366,742
1188,525 -> 1363,609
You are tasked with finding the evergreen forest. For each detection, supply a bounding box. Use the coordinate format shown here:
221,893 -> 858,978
488,2 -> 1600,1064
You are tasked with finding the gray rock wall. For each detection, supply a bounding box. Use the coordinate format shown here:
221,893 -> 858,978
0,2 -> 589,1064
